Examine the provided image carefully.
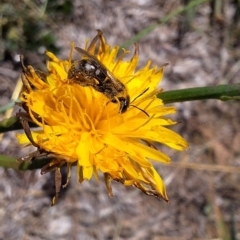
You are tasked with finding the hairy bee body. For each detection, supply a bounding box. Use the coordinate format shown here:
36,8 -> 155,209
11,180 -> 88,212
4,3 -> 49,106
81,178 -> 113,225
68,47 -> 130,113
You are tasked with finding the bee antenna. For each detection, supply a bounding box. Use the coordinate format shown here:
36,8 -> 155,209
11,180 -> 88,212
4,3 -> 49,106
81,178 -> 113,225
131,88 -> 149,103
129,104 -> 149,117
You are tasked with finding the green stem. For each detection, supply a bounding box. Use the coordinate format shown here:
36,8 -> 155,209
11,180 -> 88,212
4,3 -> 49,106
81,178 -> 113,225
0,154 -> 21,170
0,154 -> 52,171
0,116 -> 37,133
158,84 -> 240,104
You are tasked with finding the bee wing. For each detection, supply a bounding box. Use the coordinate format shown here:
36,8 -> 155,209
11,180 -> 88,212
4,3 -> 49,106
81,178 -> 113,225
74,47 -> 120,85
74,47 -> 105,68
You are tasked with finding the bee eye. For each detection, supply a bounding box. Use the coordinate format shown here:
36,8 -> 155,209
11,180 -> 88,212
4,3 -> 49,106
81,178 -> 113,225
116,96 -> 130,113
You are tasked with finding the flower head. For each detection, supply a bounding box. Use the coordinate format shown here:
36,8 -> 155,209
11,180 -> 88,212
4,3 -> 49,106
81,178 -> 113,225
17,30 -> 188,204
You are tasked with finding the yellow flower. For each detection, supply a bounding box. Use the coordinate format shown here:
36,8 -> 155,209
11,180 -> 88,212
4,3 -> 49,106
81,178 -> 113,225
17,30 -> 188,203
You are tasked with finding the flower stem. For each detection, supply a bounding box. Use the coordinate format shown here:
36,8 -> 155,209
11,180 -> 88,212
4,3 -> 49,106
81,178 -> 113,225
0,154 -> 21,170
0,84 -> 240,134
158,84 -> 240,104
0,154 -> 52,171
0,117 -> 37,133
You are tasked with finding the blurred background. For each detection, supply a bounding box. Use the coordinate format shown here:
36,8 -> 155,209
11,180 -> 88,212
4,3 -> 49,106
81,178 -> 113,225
0,0 -> 240,239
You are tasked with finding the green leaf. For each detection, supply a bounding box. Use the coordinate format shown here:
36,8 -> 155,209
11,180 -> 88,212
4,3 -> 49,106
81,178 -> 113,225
158,84 -> 240,104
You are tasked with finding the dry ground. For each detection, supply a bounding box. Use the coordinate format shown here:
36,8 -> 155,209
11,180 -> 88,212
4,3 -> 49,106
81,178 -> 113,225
0,0 -> 240,239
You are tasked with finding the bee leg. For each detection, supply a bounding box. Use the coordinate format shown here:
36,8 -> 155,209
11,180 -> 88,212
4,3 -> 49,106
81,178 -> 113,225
62,163 -> 72,188
51,167 -> 62,206
110,97 -> 121,111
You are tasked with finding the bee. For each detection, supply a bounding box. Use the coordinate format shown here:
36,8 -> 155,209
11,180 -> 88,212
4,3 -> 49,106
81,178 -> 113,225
67,32 -> 130,113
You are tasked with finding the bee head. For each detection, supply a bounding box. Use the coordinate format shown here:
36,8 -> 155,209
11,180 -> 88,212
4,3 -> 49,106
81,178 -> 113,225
117,96 -> 130,113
